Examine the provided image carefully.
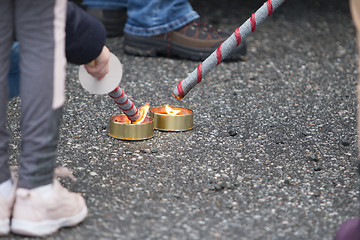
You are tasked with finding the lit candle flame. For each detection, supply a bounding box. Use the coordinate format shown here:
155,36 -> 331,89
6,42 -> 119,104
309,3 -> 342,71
131,103 -> 150,124
165,105 -> 181,116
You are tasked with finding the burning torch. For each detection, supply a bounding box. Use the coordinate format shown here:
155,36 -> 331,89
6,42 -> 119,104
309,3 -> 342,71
172,0 -> 286,100
78,52 -> 148,123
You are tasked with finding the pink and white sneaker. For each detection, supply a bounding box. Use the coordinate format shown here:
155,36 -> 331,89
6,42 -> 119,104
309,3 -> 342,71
11,168 -> 88,237
0,180 -> 16,235
0,167 -> 17,235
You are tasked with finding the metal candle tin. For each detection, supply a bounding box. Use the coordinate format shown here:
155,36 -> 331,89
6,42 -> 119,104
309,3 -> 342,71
150,106 -> 193,131
109,114 -> 154,140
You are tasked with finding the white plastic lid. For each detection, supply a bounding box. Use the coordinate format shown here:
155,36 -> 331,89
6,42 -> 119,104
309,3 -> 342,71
78,52 -> 122,95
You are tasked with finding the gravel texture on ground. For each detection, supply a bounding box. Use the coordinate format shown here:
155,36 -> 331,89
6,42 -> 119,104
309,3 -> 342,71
6,0 -> 359,239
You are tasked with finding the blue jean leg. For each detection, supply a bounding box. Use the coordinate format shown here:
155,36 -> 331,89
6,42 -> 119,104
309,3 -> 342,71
82,0 -> 199,36
125,0 -> 199,36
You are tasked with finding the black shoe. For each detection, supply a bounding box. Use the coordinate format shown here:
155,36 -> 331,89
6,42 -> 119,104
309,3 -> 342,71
124,20 -> 246,61
86,8 -> 127,38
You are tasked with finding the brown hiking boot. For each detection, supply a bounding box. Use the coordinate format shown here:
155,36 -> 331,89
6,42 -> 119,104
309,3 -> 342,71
124,19 -> 246,61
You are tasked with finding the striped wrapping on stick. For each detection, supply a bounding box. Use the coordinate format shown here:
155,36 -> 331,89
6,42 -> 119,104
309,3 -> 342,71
172,0 -> 285,100
108,86 -> 140,122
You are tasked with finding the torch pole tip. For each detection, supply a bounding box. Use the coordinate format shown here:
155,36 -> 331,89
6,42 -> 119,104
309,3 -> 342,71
171,92 -> 183,100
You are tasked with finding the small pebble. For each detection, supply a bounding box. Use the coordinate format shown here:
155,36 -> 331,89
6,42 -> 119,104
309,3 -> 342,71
228,130 -> 237,137
214,185 -> 223,191
341,140 -> 350,147
208,186 -> 216,191
227,184 -> 235,190
173,194 -> 181,199
226,204 -> 233,209
313,191 -> 321,197
299,131 -> 310,137
314,166 -> 322,171
284,179 -> 290,185
151,148 -> 158,153
141,149 -> 151,154
307,155 -> 319,162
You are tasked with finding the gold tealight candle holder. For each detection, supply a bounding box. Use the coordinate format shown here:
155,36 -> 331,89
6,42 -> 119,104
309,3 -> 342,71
150,106 -> 193,132
109,114 -> 154,140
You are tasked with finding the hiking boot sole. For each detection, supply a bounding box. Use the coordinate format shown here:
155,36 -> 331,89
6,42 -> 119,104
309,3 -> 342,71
124,34 -> 246,61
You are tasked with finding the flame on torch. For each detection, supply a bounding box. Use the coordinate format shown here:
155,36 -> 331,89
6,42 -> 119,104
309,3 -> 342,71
165,105 -> 181,116
131,103 -> 150,124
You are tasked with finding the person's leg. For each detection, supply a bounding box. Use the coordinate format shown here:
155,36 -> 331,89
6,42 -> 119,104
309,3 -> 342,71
0,2 -> 18,236
0,0 -> 13,187
15,0 -> 66,189
84,0 -> 196,37
123,0 -> 246,61
10,0 -> 87,236
83,0 -> 246,60
352,0 -> 360,152
334,1 -> 360,239
124,0 -> 198,36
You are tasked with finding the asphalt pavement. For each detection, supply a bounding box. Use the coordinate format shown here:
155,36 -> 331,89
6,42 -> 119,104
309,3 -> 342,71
6,0 -> 359,239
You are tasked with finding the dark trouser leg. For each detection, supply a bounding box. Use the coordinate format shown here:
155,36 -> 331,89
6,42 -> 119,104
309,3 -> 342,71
0,0 -> 14,184
15,0 -> 67,189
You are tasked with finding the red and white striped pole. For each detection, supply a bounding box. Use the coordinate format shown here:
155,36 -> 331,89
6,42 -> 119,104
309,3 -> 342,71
108,86 -> 140,122
172,0 -> 285,100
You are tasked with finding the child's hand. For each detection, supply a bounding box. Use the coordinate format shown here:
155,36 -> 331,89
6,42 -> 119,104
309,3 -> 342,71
84,46 -> 110,80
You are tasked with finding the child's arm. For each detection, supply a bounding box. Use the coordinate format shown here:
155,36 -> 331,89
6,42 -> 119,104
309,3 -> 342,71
65,2 -> 107,65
